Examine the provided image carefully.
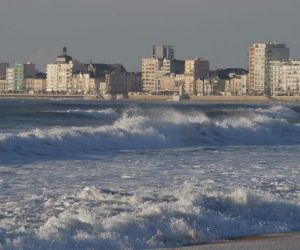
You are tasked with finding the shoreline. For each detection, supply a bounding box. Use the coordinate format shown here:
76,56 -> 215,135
160,232 -> 300,250
1,94 -> 300,103
128,95 -> 300,103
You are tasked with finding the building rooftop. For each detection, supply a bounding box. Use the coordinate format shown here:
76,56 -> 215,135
211,68 -> 248,80
56,47 -> 73,63
78,62 -> 127,80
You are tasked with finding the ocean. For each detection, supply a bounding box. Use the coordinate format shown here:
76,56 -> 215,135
0,99 -> 300,249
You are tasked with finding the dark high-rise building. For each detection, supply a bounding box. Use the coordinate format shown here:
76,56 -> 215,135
152,45 -> 174,60
0,63 -> 9,79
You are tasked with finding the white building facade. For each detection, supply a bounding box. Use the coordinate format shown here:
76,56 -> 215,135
46,62 -> 73,93
248,42 -> 290,95
6,68 -> 15,92
270,60 -> 300,95
46,47 -> 74,93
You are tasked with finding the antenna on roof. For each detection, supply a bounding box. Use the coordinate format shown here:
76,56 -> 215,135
63,46 -> 67,56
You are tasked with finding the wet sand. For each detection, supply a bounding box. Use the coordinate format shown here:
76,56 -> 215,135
161,233 -> 300,250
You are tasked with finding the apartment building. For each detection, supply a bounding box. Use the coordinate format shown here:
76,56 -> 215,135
152,45 -> 174,60
196,79 -> 215,96
72,73 -> 100,94
248,42 -> 289,95
104,71 -> 127,95
6,64 -> 25,92
269,60 -> 300,95
24,62 -> 36,78
127,72 -> 142,92
0,79 -> 7,93
159,73 -> 185,94
46,47 -> 73,93
24,77 -> 47,94
0,63 -> 9,79
142,58 -> 161,92
142,45 -> 185,93
184,58 -> 210,95
224,74 -> 248,96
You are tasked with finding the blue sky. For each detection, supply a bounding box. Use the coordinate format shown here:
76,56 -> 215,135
0,0 -> 300,71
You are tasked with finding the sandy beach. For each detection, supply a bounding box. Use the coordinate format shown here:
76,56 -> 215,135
128,95 -> 300,103
160,233 -> 300,250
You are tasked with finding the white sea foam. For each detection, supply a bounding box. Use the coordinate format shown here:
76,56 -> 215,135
1,184 -> 300,249
255,105 -> 300,119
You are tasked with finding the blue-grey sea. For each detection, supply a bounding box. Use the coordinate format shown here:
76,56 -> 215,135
0,99 -> 300,249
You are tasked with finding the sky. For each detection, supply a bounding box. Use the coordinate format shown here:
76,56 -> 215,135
0,0 -> 300,72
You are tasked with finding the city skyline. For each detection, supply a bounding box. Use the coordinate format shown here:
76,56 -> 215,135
1,0 -> 300,71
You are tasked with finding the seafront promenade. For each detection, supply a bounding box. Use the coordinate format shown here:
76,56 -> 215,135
1,94 -> 300,103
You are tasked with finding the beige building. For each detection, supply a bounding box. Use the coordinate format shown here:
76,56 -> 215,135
141,57 -> 210,95
24,77 -> 46,93
0,79 -> 7,93
142,58 -> 160,92
270,60 -> 300,95
159,74 -> 185,93
72,73 -> 99,94
224,74 -> 248,96
142,45 -> 185,93
142,58 -> 185,93
184,58 -> 209,95
196,79 -> 215,96
248,42 -> 289,95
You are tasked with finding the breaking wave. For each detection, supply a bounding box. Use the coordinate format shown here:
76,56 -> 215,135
1,184 -> 300,249
1,105 -> 300,157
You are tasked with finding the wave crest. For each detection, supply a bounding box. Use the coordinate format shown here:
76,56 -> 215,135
1,106 -> 300,157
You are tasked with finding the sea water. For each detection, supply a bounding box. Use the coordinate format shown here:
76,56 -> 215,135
0,99 -> 300,249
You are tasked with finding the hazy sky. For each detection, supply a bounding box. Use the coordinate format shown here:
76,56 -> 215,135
1,0 -> 300,71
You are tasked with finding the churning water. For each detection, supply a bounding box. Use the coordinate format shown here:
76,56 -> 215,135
0,99 -> 300,249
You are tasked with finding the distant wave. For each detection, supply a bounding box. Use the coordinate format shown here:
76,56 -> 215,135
1,106 -> 300,158
254,105 -> 300,119
1,184 -> 300,249
47,108 -> 120,119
